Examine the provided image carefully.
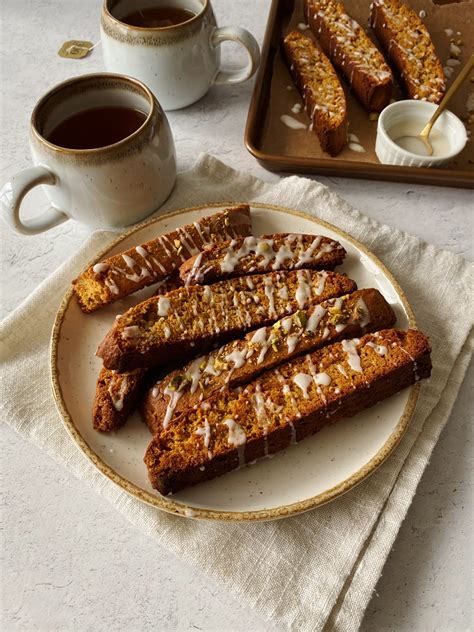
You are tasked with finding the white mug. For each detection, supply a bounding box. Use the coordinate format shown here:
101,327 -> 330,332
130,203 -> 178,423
1,74 -> 177,234
101,0 -> 260,110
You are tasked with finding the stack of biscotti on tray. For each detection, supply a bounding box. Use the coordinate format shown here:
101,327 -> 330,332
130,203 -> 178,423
75,205 -> 432,495
283,0 -> 445,156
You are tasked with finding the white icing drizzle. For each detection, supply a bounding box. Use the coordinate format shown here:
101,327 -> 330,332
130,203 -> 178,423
293,372 -> 313,399
287,335 -> 299,354
307,304 -> 327,332
366,341 -> 388,356
162,387 -> 183,428
355,297 -> 370,328
104,274 -> 120,295
337,364 -> 348,378
348,142 -> 366,153
296,270 -> 311,309
222,419 -> 247,467
264,278 -> 276,317
250,327 -> 267,344
195,419 -> 212,457
186,252 -> 203,286
252,382 -> 271,456
315,372 -> 331,386
276,369 -> 301,423
193,220 -> 206,243
342,338 -> 362,372
305,355 -> 328,404
93,262 -> 109,274
225,349 -> 247,369
157,296 -> 171,317
315,271 -> 328,295
122,326 -> 141,339
280,115 -> 307,130
108,374 -> 129,412
187,357 -> 205,394
297,236 -> 323,267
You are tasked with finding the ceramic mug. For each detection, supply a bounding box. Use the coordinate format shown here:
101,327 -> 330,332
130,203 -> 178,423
100,0 -> 260,110
1,74 -> 176,234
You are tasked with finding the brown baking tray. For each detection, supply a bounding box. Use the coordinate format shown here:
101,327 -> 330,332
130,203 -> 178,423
245,0 -> 473,188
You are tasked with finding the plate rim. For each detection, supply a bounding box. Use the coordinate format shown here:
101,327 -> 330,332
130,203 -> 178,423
50,201 -> 420,522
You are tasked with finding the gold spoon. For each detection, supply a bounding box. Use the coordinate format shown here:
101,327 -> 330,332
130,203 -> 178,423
395,54 -> 474,156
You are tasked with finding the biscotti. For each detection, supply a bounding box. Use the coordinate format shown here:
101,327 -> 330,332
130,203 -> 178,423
305,0 -> 393,112
370,0 -> 445,103
180,234 -> 346,285
142,288 -> 395,434
72,205 -> 252,313
283,30 -> 348,156
93,368 -> 148,432
97,270 -> 357,372
144,329 -> 431,495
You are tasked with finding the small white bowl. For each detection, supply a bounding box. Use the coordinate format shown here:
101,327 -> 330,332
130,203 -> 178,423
375,100 -> 467,168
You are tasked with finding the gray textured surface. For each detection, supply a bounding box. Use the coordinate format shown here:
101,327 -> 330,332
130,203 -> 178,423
1,1 -> 472,630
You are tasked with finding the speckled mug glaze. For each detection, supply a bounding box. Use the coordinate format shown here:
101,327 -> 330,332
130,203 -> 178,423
101,0 -> 260,110
1,74 -> 176,234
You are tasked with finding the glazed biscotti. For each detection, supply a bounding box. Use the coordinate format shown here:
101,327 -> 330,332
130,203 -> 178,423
93,367 -> 148,432
72,205 -> 252,313
97,270 -> 357,372
305,0 -> 393,112
142,288 -> 395,433
283,30 -> 348,156
180,234 -> 346,285
370,0 -> 445,104
144,329 -> 432,495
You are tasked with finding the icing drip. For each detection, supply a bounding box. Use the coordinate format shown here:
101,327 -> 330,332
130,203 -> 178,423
306,304 -> 327,332
296,271 -> 311,309
315,271 -> 328,295
342,338 -> 362,372
252,383 -> 270,456
296,236 -> 323,266
337,364 -> 348,378
157,296 -> 171,317
366,341 -> 388,356
305,355 -> 328,404
104,275 -> 119,295
287,335 -> 299,354
355,297 -> 370,328
122,326 -> 141,339
162,387 -> 183,428
222,419 -> 247,467
264,278 -> 276,317
293,372 -> 313,399
108,374 -> 128,412
226,349 -> 247,369
195,419 -> 212,457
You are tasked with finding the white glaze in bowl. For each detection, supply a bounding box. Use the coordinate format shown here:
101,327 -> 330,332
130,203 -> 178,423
375,100 -> 467,168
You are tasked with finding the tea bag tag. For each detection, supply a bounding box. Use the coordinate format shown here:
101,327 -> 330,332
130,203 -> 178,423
58,40 -> 95,59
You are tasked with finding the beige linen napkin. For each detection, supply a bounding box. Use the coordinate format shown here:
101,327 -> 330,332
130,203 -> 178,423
1,154 -> 472,632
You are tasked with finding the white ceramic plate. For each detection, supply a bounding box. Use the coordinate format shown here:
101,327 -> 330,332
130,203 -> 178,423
51,203 -> 419,521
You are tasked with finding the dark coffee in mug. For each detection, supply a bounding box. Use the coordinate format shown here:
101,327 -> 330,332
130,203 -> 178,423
46,106 -> 147,149
120,6 -> 196,28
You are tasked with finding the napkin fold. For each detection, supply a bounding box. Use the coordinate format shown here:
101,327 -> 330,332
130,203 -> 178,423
1,154 -> 472,632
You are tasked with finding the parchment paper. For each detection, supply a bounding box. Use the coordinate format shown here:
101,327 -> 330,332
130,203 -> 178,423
262,0 -> 473,170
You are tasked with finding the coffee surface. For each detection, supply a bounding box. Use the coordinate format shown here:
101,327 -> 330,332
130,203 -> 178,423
47,106 -> 147,149
120,7 -> 196,28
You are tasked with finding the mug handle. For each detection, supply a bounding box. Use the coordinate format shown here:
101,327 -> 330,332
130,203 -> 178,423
211,26 -> 260,85
1,166 -> 69,235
